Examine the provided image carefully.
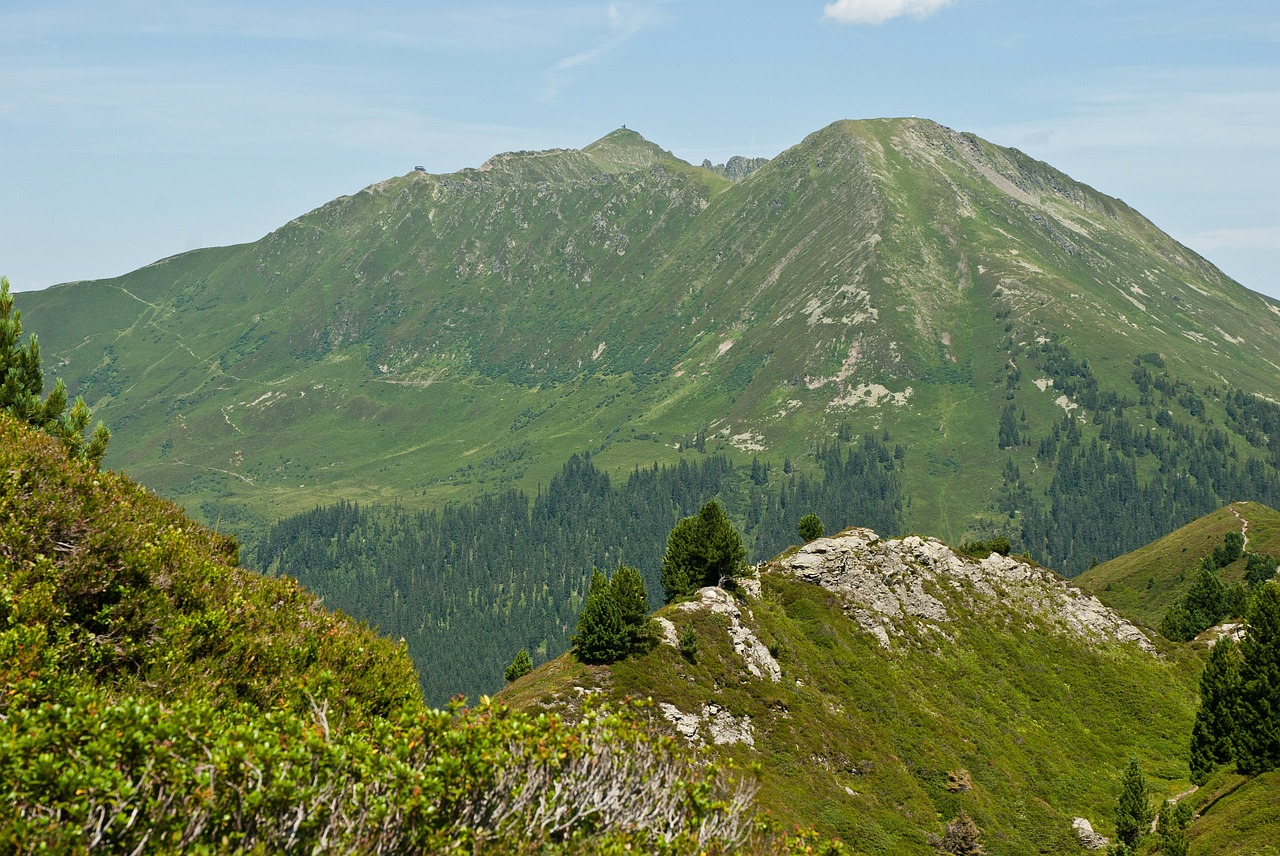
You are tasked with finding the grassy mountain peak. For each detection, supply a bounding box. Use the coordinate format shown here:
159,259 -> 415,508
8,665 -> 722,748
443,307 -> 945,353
16,116 -> 1280,559
582,126 -> 687,173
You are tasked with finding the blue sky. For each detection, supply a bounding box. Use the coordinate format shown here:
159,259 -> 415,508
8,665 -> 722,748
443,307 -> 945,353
3,0 -> 1278,299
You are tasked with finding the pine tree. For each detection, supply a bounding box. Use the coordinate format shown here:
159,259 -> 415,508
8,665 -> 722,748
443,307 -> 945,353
611,564 -> 656,655
1155,801 -> 1191,856
659,500 -> 745,602
797,513 -> 824,542
1235,581 -> 1280,774
1114,757 -> 1153,848
998,403 -> 1019,449
504,648 -> 533,682
1245,552 -> 1279,587
678,623 -> 698,662
1189,637 -> 1242,784
1,276 -> 110,466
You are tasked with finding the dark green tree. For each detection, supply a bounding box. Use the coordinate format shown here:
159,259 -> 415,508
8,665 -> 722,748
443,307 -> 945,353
1160,564 -> 1230,642
571,565 -> 657,665
611,563 -> 657,655
504,648 -> 533,682
1235,581 -> 1280,774
571,570 -> 625,664
1114,757 -> 1153,848
1245,552 -> 1279,587
1,275 -> 110,466
797,513 -> 824,543
1189,637 -> 1242,784
1155,801 -> 1191,856
659,500 -> 745,602
1209,530 -> 1245,570
998,402 -> 1019,449
678,623 -> 698,662
1159,604 -> 1197,643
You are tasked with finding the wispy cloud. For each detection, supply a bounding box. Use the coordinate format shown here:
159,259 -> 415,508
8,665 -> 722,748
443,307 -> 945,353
822,0 -> 955,26
1185,226 -> 1280,252
991,66 -> 1280,155
540,2 -> 665,103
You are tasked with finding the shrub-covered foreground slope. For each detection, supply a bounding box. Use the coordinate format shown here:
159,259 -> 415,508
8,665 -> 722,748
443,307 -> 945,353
504,528 -> 1209,854
0,413 -> 836,854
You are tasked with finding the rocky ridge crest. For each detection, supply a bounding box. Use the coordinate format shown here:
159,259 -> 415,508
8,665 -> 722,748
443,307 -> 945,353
771,528 -> 1156,654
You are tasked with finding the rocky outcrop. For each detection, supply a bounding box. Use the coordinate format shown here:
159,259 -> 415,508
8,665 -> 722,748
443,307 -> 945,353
676,586 -> 782,682
658,701 -> 755,747
774,528 -> 1156,654
1073,817 -> 1109,850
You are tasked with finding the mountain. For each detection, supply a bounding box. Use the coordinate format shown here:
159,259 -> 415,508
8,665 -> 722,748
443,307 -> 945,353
501,525 -> 1208,853
17,118 -> 1280,563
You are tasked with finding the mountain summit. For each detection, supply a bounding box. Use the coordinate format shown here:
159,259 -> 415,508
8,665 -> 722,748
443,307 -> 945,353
17,118 -> 1280,553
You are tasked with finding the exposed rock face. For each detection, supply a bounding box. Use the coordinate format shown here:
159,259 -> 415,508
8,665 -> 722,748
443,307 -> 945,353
657,701 -> 756,747
774,528 -> 1156,654
1205,621 -> 1247,647
654,616 -> 680,648
1073,817 -> 1109,850
700,155 -> 769,181
677,586 -> 782,682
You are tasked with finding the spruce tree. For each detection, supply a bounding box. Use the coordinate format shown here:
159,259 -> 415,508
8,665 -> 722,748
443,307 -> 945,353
571,569 -> 625,664
1189,637 -> 1241,784
1235,581 -> 1280,774
1155,801 -> 1191,856
1114,757 -> 1153,848
797,513 -> 824,543
1245,552 -> 1279,587
611,564 -> 656,655
504,648 -> 533,682
998,402 -> 1019,449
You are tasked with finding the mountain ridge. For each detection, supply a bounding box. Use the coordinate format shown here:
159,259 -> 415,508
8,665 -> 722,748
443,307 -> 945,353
501,523 -> 1202,852
16,117 -> 1280,556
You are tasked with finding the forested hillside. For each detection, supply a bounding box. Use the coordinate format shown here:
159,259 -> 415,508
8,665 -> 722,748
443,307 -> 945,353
256,434 -> 903,703
996,341 -> 1280,574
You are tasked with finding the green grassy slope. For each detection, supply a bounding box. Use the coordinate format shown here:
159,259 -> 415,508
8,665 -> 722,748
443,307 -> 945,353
502,531 -> 1205,854
2,412 -> 817,855
1078,502 -> 1280,628
1187,769 -> 1280,855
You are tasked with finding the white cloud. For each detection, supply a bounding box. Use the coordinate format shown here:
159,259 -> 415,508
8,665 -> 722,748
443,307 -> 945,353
540,2 -> 665,103
822,0 -> 955,25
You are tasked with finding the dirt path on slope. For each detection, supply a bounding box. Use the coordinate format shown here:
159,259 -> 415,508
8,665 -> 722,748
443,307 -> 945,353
1229,503 -> 1250,551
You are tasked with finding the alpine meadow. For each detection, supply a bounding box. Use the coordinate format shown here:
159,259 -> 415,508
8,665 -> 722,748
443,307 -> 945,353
8,117 -> 1280,853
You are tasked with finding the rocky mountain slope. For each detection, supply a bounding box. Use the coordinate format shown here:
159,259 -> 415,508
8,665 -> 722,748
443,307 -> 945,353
16,119 -> 1280,552
502,526 -> 1204,853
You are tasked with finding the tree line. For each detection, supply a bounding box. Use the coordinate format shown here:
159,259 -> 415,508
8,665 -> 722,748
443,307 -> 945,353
254,436 -> 904,704
1002,342 -> 1280,575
